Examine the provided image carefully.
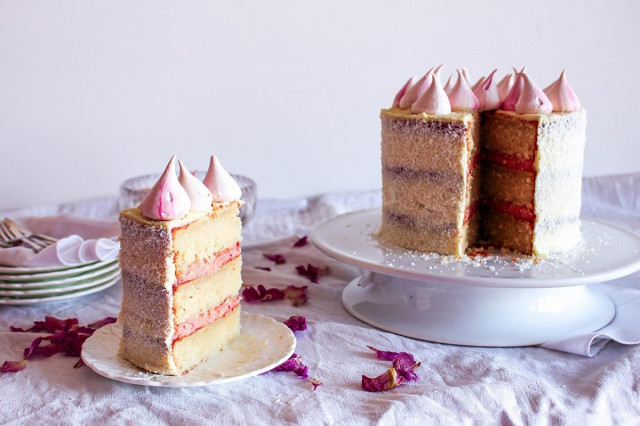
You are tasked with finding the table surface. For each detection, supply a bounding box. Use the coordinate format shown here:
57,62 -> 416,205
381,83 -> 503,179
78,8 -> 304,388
0,174 -> 639,425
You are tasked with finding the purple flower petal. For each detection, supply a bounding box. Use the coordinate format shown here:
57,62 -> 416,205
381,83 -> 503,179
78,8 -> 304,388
284,285 -> 308,306
367,345 -> 401,361
283,316 -> 307,333
361,368 -> 404,392
0,360 -> 28,373
23,336 -> 44,359
292,236 -> 308,248
274,353 -> 309,379
87,317 -> 117,329
309,378 -> 323,391
296,264 -> 327,284
242,285 -> 285,303
263,253 -> 286,265
254,266 -> 272,272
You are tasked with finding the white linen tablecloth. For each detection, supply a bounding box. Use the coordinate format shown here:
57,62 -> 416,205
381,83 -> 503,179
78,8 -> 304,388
0,174 -> 639,425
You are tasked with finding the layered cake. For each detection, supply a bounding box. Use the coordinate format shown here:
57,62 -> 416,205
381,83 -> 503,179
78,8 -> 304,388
118,155 -> 243,375
381,67 -> 586,257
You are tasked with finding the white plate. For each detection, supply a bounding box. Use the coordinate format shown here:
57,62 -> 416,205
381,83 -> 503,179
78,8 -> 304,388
0,260 -> 117,281
0,262 -> 120,288
311,209 -> 640,288
81,313 -> 296,387
0,269 -> 120,296
0,277 -> 119,305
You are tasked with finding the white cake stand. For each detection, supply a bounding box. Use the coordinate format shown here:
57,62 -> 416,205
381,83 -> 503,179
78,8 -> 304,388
310,209 -> 640,347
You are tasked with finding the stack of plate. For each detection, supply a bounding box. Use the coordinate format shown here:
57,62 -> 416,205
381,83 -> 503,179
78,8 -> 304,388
0,260 -> 120,305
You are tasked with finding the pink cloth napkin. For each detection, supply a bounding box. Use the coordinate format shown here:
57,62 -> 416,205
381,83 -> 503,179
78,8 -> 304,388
0,214 -> 119,267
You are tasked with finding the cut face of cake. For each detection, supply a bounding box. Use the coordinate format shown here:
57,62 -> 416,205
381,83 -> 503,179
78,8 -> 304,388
481,109 -> 586,255
380,108 -> 481,256
381,67 -> 586,257
118,155 -> 244,375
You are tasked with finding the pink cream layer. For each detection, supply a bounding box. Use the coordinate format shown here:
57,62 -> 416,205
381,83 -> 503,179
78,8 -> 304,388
175,242 -> 241,285
173,295 -> 240,342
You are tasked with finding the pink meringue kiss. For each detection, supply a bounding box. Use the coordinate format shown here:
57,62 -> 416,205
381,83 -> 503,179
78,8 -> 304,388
471,76 -> 486,92
462,67 -> 473,86
392,77 -> 415,108
443,74 -> 454,94
203,155 -> 242,203
514,73 -> 553,114
543,70 -> 581,112
178,160 -> 213,211
448,70 -> 479,111
501,73 -> 524,111
139,155 -> 191,220
411,72 -> 452,115
474,70 -> 501,111
399,71 -> 432,109
497,72 -> 515,103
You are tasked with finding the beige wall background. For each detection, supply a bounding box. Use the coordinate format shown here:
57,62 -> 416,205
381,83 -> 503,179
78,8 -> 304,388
1,0 -> 638,210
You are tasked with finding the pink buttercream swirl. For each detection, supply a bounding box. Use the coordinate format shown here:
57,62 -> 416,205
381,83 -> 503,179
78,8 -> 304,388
139,155 -> 191,220
447,69 -> 479,111
514,73 -> 553,114
203,155 -> 242,203
543,70 -> 581,112
178,160 -> 213,212
474,69 -> 501,111
411,72 -> 451,115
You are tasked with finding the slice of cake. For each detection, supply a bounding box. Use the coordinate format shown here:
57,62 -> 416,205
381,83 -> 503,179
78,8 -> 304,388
118,155 -> 243,375
481,71 -> 586,255
380,70 -> 482,257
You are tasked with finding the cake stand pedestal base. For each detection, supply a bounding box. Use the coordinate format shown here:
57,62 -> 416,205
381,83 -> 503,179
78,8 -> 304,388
342,272 -> 615,347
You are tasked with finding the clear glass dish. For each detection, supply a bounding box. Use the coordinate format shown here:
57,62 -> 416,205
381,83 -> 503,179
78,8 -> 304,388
119,172 -> 257,225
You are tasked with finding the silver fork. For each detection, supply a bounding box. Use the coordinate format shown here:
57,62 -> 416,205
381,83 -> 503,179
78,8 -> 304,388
0,219 -> 57,253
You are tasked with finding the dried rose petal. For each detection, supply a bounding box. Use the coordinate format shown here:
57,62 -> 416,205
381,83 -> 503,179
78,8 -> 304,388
10,316 -> 78,333
363,346 -> 420,388
367,345 -> 402,361
362,368 -> 403,392
87,317 -> 117,329
394,359 -> 421,382
73,359 -> 85,369
274,353 -> 309,379
3,315 -> 118,373
283,316 -> 307,333
367,346 -> 416,365
309,378 -> 322,391
295,263 -> 327,284
23,336 -> 43,359
0,360 -> 28,373
263,253 -> 286,265
284,285 -> 308,306
242,285 -> 285,303
292,236 -> 308,248
254,266 -> 272,272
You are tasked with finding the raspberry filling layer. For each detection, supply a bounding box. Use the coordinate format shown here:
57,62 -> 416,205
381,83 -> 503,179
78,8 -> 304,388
484,199 -> 535,222
463,200 -> 480,226
173,295 -> 240,342
482,151 -> 536,173
175,242 -> 241,285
